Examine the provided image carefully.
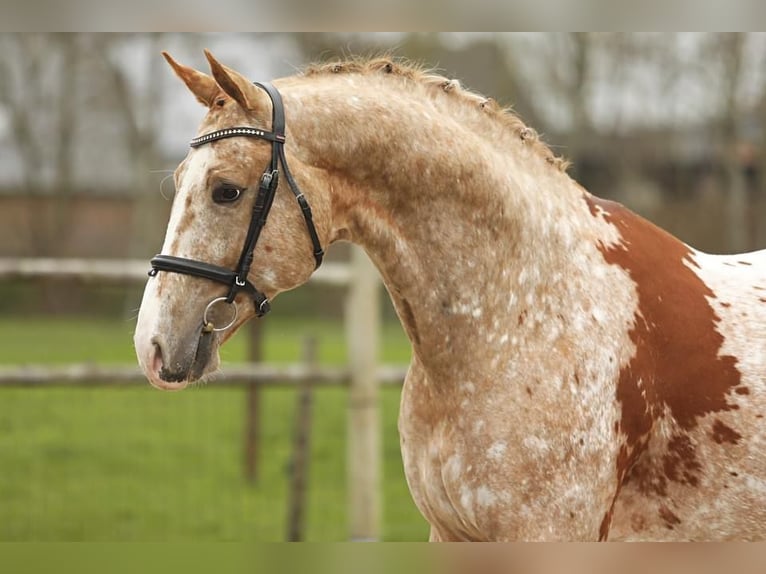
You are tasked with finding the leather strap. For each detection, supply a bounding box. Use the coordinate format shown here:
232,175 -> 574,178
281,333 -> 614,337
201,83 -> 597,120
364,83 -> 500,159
253,82 -> 324,268
149,81 -> 323,319
149,254 -> 271,316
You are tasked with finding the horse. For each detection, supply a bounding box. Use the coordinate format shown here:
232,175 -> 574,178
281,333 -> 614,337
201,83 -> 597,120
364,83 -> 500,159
133,50 -> 766,541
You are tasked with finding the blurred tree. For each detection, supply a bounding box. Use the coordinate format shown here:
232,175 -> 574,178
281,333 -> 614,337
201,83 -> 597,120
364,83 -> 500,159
0,34 -> 80,257
401,33 -> 546,131
709,33 -> 749,253
92,33 -> 169,259
759,87 -> 766,249
0,33 -> 186,311
2,33 -> 764,267
542,33 -> 595,183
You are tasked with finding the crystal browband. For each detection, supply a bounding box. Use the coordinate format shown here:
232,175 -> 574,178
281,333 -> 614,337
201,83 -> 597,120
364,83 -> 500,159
190,126 -> 285,148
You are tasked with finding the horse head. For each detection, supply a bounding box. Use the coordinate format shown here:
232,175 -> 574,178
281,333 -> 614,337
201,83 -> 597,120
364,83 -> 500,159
134,51 -> 329,390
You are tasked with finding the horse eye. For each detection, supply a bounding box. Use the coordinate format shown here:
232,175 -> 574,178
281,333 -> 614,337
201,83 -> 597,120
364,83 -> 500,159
212,186 -> 242,203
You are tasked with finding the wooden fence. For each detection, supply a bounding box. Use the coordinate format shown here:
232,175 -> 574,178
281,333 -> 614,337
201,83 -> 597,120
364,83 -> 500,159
0,250 -> 407,541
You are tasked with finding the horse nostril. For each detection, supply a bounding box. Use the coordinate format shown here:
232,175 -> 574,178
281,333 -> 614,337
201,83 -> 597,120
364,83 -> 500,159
150,340 -> 164,375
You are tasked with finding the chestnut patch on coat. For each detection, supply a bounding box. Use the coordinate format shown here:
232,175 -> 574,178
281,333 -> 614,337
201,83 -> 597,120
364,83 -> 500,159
599,506 -> 615,541
663,434 -> 702,487
628,454 -> 668,496
711,419 -> 742,445
659,505 -> 682,529
584,195 -> 742,486
168,205 -> 196,253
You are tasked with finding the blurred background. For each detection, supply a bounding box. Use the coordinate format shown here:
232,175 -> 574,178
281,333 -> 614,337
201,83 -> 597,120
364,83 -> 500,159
0,32 -> 764,542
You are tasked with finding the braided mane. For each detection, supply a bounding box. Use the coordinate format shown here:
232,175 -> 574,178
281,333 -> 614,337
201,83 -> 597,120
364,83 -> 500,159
303,56 -> 570,172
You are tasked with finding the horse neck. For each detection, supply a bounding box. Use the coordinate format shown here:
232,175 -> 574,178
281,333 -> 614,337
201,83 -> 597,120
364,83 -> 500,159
284,75 -> 598,377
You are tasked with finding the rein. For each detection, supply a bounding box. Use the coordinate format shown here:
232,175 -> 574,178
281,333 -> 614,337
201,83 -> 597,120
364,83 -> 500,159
148,81 -> 324,329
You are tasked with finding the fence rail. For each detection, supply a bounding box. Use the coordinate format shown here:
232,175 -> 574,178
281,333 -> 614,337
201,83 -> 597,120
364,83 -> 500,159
0,363 -> 408,387
0,252 -> 396,541
0,257 -> 352,286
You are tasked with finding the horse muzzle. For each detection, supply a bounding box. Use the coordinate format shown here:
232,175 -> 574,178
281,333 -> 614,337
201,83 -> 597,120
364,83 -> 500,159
137,325 -> 219,391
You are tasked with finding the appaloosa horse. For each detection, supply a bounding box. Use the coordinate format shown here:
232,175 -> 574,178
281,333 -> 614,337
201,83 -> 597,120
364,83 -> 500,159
134,51 -> 766,541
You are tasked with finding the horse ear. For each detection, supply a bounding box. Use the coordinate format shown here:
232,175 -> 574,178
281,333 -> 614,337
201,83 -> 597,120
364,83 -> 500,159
162,52 -> 219,108
204,49 -> 261,111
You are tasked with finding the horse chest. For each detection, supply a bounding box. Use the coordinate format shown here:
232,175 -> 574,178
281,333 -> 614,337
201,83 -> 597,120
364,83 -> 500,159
398,359 -> 621,541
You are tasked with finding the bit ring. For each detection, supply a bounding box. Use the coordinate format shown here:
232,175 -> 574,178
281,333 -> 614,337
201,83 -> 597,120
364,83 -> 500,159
202,297 -> 238,332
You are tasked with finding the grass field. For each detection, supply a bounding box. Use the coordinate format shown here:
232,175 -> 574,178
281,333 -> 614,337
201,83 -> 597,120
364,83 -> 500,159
0,316 -> 430,541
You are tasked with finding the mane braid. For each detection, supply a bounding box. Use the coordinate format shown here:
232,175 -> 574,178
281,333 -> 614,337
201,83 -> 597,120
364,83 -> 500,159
303,56 -> 570,172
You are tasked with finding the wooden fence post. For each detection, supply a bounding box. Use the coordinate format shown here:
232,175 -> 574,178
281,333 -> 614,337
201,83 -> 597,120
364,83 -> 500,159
346,245 -> 380,541
286,336 -> 316,541
244,319 -> 264,483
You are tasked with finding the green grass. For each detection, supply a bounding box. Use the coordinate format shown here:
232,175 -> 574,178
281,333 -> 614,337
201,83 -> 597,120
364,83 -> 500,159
0,316 -> 429,541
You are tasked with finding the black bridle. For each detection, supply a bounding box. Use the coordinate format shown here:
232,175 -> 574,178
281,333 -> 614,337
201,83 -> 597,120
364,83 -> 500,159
148,82 -> 324,326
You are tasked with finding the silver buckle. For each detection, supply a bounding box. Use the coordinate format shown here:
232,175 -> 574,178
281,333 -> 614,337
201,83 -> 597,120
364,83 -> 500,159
235,276 -> 247,287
